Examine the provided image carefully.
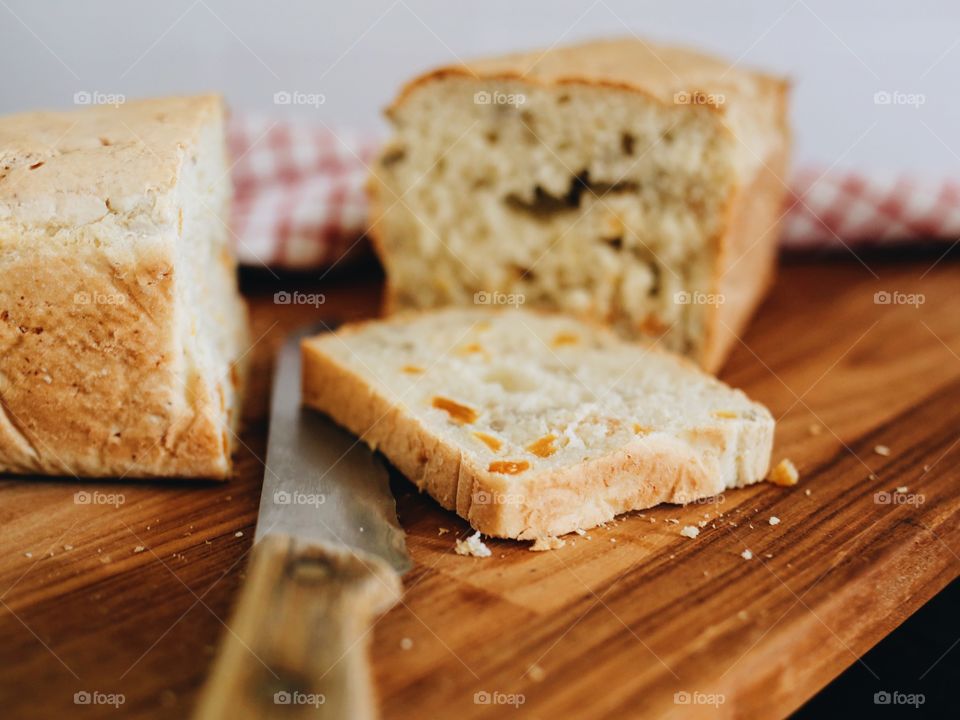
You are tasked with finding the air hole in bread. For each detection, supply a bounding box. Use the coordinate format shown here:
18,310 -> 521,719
621,132 -> 636,155
505,171 -> 640,218
511,263 -> 535,280
381,147 -> 406,167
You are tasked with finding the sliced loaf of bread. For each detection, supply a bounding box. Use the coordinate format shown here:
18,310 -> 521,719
369,38 -> 791,371
302,308 -> 773,540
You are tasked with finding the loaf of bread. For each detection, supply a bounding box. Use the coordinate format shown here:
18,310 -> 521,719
0,95 -> 248,479
302,308 -> 774,540
369,38 -> 791,371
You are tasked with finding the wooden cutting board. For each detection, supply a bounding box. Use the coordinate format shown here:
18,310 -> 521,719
1,253 -> 958,719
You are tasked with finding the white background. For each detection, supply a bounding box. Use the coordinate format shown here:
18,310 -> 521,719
1,0 -> 957,177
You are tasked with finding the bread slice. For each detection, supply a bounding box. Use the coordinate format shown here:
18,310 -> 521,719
0,95 -> 248,479
302,308 -> 773,540
369,37 -> 791,371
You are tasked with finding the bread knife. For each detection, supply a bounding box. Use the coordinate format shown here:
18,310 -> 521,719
196,325 -> 411,719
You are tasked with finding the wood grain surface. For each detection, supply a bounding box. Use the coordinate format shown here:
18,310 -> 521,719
1,252 -> 958,719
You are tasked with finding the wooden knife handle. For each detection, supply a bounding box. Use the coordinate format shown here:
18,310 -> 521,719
195,534 -> 402,720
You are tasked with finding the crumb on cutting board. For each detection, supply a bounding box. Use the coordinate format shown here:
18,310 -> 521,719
455,531 -> 491,558
680,525 -> 700,539
530,536 -> 566,552
741,549 -> 753,560
874,444 -> 891,457
768,458 -> 799,487
768,516 -> 781,526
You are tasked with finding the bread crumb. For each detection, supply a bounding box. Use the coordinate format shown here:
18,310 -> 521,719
609,538 -> 617,544
698,520 -> 708,528
666,518 -> 680,525
923,464 -> 931,473
649,518 -> 656,523
737,610 -> 749,621
895,486 -> 908,494
234,531 -> 243,538
874,444 -> 891,457
530,536 -> 566,552
528,664 -> 546,682
437,527 -> 450,535
768,516 -> 781,526
680,525 -> 700,539
455,531 -> 491,557
764,553 -> 774,559
741,549 -> 753,560
768,458 -> 799,487
400,638 -> 413,650
23,552 -> 32,558
804,489 -> 811,496
133,546 -> 145,554
808,423 -> 823,436
63,545 -> 73,551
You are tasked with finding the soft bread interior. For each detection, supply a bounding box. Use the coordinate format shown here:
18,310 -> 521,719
174,110 -> 248,465
373,78 -> 738,358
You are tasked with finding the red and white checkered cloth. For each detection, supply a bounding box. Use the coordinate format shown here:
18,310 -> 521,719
228,115 -> 960,269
